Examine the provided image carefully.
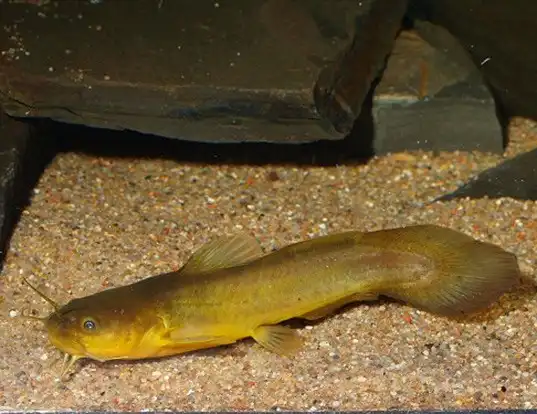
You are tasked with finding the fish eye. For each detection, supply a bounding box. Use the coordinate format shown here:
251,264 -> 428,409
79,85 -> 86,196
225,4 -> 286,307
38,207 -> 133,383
82,318 -> 97,331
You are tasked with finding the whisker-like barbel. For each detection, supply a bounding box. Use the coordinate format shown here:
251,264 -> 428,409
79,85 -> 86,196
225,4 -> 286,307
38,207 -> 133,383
21,275 -> 60,311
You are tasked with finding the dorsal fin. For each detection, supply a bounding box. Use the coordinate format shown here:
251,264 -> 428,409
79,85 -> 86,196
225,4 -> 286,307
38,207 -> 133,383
181,234 -> 265,275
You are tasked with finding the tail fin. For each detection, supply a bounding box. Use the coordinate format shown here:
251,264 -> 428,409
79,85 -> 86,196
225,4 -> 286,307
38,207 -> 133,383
364,225 -> 521,316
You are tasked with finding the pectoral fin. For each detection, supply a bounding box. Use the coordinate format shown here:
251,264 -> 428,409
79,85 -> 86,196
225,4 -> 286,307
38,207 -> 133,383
301,305 -> 341,321
301,292 -> 379,321
181,234 -> 265,275
251,325 -> 302,355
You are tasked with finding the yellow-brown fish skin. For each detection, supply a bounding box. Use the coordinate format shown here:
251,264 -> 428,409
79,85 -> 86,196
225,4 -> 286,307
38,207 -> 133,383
41,224 -> 520,370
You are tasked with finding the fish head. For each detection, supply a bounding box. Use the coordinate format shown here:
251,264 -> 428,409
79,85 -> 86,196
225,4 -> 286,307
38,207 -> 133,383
21,275 -> 152,378
44,294 -> 141,363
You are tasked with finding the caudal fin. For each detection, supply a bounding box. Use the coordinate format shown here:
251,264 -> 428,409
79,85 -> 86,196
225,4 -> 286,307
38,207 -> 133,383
367,225 -> 521,316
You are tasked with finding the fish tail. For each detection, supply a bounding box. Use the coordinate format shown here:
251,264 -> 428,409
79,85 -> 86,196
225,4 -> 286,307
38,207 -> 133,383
369,225 -> 521,316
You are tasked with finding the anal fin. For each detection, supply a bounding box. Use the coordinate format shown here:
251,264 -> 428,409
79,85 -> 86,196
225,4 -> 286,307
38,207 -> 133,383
301,292 -> 379,321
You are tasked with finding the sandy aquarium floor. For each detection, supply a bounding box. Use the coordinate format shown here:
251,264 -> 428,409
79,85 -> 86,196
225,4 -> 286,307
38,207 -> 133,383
1,119 -> 537,411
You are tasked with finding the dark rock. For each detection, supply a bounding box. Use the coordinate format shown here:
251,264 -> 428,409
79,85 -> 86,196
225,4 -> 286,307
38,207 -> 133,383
437,148 -> 537,201
0,0 -> 503,154
374,76 -> 503,154
409,0 -> 537,121
0,0 -> 355,143
313,0 -> 408,133
0,114 -> 54,269
408,0 -> 537,200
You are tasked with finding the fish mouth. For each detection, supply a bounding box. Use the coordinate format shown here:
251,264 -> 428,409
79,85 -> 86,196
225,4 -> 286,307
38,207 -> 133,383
47,332 -> 86,356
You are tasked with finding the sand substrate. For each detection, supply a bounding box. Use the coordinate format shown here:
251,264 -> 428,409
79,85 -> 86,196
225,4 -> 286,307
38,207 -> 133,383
1,119 -> 537,411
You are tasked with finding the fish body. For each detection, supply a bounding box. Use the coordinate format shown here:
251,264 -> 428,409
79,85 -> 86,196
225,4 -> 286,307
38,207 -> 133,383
37,224 -> 520,374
